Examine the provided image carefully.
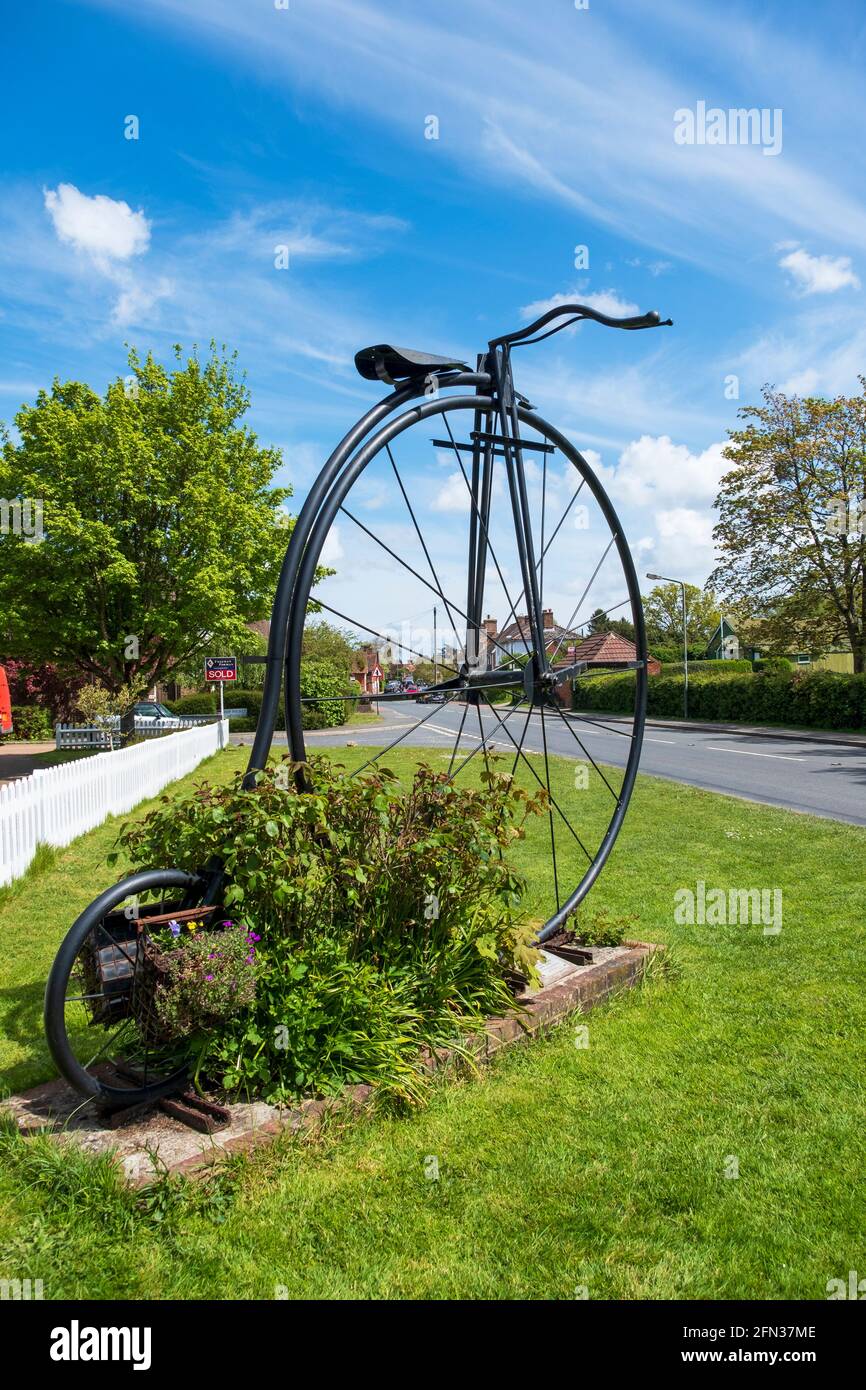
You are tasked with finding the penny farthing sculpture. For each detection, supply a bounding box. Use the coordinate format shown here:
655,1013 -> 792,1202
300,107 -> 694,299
44,303 -> 672,1107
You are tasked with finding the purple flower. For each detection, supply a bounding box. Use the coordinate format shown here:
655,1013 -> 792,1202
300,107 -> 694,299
168,920 -> 181,938
205,974 -> 214,982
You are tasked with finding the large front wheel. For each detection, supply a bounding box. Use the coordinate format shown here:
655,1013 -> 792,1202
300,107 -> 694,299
281,396 -> 647,939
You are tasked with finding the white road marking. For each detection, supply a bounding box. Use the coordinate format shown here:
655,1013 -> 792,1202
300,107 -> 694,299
706,745 -> 804,762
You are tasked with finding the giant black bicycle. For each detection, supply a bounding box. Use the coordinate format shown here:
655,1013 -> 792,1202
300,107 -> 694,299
44,301 -> 672,1106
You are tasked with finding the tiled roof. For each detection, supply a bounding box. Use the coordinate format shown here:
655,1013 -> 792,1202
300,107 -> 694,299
569,631 -> 639,664
498,615 -> 574,643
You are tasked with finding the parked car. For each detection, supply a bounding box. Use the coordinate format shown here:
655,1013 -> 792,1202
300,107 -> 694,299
130,701 -> 185,728
384,679 -> 403,694
402,680 -> 419,695
418,688 -> 447,703
0,665 -> 12,736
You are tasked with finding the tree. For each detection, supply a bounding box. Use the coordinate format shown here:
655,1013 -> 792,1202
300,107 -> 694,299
0,659 -> 85,722
587,608 -> 635,642
301,621 -> 358,678
642,584 -> 720,649
0,345 -> 292,710
711,384 -> 866,671
75,681 -> 142,751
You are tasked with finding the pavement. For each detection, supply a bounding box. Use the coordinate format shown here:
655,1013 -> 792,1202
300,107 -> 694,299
232,705 -> 866,826
0,741 -> 54,785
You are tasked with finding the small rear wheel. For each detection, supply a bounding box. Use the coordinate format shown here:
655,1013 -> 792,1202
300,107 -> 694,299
44,868 -> 208,1109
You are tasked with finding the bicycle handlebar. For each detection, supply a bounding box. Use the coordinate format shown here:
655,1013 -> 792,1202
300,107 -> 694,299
490,303 -> 673,349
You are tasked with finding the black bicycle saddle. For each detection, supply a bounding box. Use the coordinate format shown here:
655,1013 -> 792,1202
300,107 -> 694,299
354,343 -> 469,384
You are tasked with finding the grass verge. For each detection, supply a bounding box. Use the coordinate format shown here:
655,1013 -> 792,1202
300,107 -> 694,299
0,743 -> 864,1298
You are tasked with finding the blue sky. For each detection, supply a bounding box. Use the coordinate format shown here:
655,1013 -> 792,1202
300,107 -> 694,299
2,0 -> 865,646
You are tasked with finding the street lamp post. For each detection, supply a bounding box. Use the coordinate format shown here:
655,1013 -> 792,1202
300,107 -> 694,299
646,572 -> 689,720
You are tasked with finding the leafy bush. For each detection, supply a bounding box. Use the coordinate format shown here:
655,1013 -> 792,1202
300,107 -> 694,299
659,659 -> 753,676
573,669 -> 866,730
115,757 -> 545,1102
164,692 -> 217,717
575,909 -> 637,947
5,705 -> 53,740
753,656 -> 794,673
647,644 -> 707,664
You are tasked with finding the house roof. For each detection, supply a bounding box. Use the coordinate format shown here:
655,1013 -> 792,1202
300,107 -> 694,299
498,614 -> 576,644
569,631 -> 640,665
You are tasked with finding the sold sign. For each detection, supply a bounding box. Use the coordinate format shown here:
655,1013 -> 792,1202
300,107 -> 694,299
205,657 -> 237,682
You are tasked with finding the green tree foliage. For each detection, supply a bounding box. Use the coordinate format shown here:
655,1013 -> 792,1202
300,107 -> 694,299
0,344 -> 292,694
642,583 -> 720,650
587,607 -> 635,641
711,384 -> 866,672
302,621 -> 358,676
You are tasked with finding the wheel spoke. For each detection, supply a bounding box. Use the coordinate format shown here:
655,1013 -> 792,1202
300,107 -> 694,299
550,702 -> 621,802
475,699 -> 491,780
448,699 -> 523,781
314,600 -> 460,674
338,504 -> 519,669
479,696 -> 593,862
386,443 -> 464,659
81,1016 -> 136,1073
548,535 -> 616,666
350,698 -> 459,777
448,700 -> 470,776
440,414 -> 523,656
508,478 -> 587,622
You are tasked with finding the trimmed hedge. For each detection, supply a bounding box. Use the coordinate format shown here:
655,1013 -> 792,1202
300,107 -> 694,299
660,659 -> 753,676
753,656 -> 794,673
164,692 -> 217,717
574,669 -> 866,730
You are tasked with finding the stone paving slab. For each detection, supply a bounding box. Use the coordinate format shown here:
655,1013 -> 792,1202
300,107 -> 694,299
3,941 -> 658,1186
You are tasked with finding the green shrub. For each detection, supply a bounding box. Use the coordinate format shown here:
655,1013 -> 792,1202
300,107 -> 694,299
573,669 -> 866,730
574,909 -> 637,947
230,667 -> 355,733
164,692 -> 217,717
5,705 -> 53,740
114,757 -> 545,1103
659,659 -> 753,676
753,656 -> 794,673
648,644 -> 706,664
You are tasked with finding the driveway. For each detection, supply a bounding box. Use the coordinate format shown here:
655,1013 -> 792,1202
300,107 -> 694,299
0,742 -> 55,785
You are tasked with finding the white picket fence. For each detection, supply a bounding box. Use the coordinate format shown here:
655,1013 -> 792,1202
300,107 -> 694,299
55,719 -> 199,750
0,719 -> 229,887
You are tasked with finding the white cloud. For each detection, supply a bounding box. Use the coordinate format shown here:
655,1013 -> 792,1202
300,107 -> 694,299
778,246 -> 860,295
602,434 -> 728,510
520,288 -> 640,323
431,471 -> 469,513
111,274 -> 173,327
43,183 -> 150,263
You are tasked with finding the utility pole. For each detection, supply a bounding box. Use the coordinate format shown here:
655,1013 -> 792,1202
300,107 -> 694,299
433,605 -> 438,683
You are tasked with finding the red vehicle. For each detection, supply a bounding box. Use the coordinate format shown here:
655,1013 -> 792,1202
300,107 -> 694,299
0,665 -> 12,736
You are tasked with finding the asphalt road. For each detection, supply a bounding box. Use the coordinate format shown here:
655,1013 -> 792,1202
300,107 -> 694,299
279,701 -> 866,826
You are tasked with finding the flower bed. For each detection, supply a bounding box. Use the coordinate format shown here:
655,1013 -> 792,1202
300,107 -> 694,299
113,757 -> 546,1104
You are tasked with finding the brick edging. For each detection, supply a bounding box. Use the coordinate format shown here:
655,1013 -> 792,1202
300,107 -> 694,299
130,940 -> 659,1186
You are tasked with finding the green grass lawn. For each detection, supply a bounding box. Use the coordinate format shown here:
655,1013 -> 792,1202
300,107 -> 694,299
0,742 -> 864,1299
